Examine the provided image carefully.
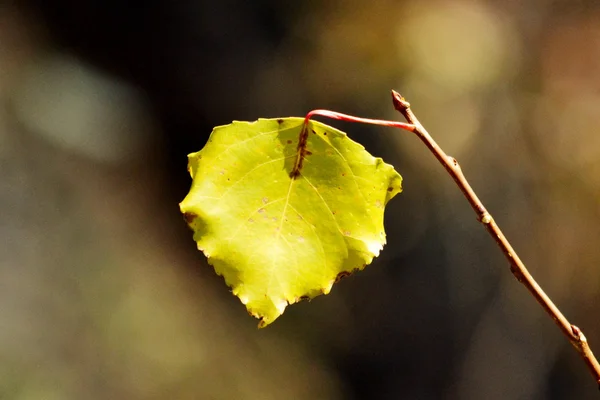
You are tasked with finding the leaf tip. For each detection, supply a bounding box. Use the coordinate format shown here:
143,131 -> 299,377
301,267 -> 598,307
366,240 -> 384,257
239,294 -> 249,305
257,318 -> 268,329
275,298 -> 288,315
321,280 -> 334,295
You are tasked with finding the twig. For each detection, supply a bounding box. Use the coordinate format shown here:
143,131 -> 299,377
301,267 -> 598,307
302,94 -> 600,387
389,90 -> 600,389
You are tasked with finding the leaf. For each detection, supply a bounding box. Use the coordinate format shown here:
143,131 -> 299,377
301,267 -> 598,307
180,117 -> 402,327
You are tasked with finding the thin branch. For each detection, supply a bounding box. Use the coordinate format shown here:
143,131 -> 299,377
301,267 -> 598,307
304,93 -> 600,388
389,90 -> 600,389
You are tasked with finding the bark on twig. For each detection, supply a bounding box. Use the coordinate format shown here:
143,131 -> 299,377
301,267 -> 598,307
303,92 -> 600,388
390,90 -> 600,389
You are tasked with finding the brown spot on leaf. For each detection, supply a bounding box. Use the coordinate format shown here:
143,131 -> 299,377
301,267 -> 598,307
183,212 -> 197,224
277,118 -> 284,124
299,295 -> 310,301
306,150 -> 312,156
262,197 -> 269,204
287,139 -> 292,144
311,129 -> 316,134
258,208 -> 265,213
335,271 -> 352,283
248,218 -> 254,223
387,187 -> 394,192
291,124 -> 310,179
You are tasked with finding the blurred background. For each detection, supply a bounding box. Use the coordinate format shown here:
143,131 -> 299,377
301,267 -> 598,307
1,0 -> 600,398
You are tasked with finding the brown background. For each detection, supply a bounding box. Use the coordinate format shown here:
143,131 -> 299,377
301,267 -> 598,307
1,0 -> 600,398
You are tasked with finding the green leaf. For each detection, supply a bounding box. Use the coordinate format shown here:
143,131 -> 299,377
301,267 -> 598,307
180,118 -> 402,327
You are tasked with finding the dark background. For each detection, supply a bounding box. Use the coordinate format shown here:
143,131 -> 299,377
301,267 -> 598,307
2,0 -> 600,398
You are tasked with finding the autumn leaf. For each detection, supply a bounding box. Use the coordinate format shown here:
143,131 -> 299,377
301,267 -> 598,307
180,117 -> 401,326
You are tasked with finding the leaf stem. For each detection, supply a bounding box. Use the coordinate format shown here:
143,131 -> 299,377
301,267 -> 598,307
304,109 -> 414,131
304,92 -> 600,389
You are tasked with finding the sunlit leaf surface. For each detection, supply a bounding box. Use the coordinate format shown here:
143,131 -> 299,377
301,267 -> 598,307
180,118 -> 401,326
